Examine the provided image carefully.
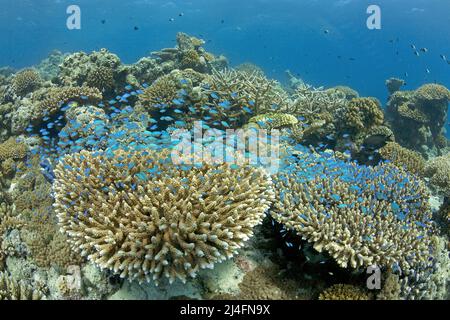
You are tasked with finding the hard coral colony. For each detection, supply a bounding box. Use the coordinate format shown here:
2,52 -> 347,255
0,31 -> 448,301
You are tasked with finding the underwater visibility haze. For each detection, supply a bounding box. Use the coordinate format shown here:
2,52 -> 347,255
0,0 -> 449,301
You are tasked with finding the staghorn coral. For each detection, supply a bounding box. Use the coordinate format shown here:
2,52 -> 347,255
53,149 -> 274,284
271,147 -> 434,272
379,142 -> 426,176
235,63 -> 265,76
11,69 -> 42,97
327,86 -> 359,101
199,68 -> 290,127
0,272 -> 43,300
0,137 -> 28,161
318,284 -> 372,300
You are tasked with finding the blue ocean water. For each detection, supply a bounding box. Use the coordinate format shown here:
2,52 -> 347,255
0,0 -> 449,116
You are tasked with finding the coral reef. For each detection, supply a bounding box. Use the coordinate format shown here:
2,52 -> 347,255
57,48 -> 127,94
53,149 -> 274,284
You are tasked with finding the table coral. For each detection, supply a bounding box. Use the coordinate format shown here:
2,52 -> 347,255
271,147 -> 434,272
319,284 -> 371,300
53,149 -> 274,284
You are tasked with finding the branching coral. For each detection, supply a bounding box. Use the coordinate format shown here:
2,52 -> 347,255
53,149 -> 274,284
204,69 -> 290,115
0,272 -> 43,300
318,284 -> 371,300
271,147 -> 434,272
11,69 -> 42,97
379,142 -> 426,176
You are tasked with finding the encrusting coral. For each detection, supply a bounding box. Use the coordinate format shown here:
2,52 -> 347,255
271,147 -> 434,272
318,284 -> 372,300
53,149 -> 274,284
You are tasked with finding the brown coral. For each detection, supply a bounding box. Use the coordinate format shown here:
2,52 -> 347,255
319,284 -> 372,300
137,74 -> 179,110
0,272 -> 43,300
379,142 -> 426,176
86,66 -> 115,91
53,149 -> 274,284
424,154 -> 450,198
0,137 -> 28,162
344,98 -> 384,131
33,86 -> 102,120
11,69 -> 42,97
